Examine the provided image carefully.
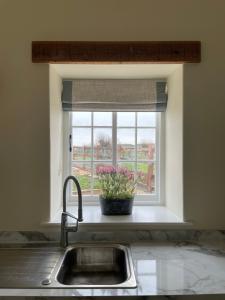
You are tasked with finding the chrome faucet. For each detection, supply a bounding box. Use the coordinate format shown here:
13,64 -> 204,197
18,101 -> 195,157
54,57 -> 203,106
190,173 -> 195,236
60,175 -> 83,248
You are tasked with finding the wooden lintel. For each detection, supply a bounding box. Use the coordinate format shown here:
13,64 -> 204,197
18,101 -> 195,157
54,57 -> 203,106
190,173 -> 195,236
32,41 -> 201,64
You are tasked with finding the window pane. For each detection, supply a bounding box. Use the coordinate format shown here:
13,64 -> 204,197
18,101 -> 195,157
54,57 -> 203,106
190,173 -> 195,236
72,163 -> 92,195
72,128 -> 92,160
93,112 -> 112,126
94,128 -> 112,160
72,128 -> 91,160
137,112 -> 156,127
117,129 -> 135,160
137,162 -> 155,194
117,162 -> 135,172
72,112 -> 91,126
70,111 -> 160,199
117,112 -> 135,127
93,162 -> 112,195
137,129 -> 155,160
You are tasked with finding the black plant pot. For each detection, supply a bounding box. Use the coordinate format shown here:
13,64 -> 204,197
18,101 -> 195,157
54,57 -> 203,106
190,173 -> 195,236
99,196 -> 134,215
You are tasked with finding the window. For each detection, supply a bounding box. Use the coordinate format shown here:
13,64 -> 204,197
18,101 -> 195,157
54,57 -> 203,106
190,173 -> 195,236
64,111 -> 164,205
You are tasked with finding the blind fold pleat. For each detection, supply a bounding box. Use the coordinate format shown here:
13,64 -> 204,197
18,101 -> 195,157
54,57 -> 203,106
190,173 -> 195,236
62,79 -> 167,112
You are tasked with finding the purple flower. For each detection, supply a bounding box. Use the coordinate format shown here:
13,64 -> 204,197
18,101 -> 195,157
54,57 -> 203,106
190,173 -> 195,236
97,165 -> 134,180
96,165 -> 117,175
96,165 -> 136,199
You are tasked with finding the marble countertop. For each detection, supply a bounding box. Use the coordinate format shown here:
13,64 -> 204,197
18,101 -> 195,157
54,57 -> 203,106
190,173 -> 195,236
0,240 -> 225,297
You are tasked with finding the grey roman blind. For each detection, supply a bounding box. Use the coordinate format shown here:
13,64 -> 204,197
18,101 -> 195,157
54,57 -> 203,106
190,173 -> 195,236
61,79 -> 168,112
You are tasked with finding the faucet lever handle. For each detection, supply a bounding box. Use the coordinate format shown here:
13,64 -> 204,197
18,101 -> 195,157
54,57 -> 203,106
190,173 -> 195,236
62,211 -> 77,220
61,212 -> 79,232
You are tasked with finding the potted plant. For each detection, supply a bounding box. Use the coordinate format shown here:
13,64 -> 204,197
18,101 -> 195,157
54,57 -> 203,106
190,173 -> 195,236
96,166 -> 137,215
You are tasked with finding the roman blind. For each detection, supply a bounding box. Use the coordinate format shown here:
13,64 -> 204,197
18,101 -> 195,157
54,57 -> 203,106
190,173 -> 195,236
61,79 -> 167,112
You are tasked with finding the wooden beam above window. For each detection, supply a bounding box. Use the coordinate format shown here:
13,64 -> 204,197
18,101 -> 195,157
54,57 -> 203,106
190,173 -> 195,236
32,41 -> 201,64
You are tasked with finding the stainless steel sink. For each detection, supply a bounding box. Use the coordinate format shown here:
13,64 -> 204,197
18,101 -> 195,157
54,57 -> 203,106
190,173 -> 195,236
51,244 -> 136,288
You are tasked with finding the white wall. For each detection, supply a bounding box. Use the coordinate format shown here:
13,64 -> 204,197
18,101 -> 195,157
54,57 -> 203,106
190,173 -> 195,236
49,66 -> 63,221
166,66 -> 183,220
0,0 -> 225,229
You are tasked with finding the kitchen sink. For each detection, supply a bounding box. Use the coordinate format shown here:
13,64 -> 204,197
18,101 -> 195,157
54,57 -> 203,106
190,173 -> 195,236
51,244 -> 136,288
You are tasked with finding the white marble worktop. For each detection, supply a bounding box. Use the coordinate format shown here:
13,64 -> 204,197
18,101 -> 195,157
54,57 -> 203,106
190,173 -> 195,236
0,239 -> 225,297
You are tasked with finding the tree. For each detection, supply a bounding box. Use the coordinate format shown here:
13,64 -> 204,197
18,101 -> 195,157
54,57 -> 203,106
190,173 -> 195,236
96,134 -> 112,160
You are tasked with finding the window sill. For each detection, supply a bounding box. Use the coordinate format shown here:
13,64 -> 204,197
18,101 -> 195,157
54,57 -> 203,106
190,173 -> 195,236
43,206 -> 191,230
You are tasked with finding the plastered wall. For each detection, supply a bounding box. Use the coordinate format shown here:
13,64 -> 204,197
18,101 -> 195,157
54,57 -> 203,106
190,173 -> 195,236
0,0 -> 225,229
166,66 -> 183,220
49,66 -> 63,220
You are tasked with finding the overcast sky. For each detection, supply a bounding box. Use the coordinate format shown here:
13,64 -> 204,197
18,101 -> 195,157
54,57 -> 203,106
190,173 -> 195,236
72,112 -> 156,146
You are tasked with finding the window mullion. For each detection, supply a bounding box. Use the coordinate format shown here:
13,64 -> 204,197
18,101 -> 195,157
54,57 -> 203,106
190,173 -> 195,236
156,112 -> 161,202
135,112 -> 138,178
112,112 -> 117,167
91,112 -> 94,195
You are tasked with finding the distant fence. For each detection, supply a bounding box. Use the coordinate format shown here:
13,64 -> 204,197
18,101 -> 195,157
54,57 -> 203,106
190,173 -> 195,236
73,144 -> 155,192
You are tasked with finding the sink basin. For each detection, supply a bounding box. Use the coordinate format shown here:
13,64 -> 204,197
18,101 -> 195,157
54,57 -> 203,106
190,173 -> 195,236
52,244 -> 136,288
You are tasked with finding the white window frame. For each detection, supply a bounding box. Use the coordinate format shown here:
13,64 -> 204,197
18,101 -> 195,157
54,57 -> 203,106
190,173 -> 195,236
63,111 -> 165,206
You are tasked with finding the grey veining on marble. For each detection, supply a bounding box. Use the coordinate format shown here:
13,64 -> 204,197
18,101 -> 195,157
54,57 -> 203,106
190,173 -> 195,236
0,241 -> 225,297
131,241 -> 225,296
0,231 -> 50,243
1,230 -> 225,245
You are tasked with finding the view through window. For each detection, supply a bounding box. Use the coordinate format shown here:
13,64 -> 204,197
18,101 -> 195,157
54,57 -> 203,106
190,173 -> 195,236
69,111 -> 161,201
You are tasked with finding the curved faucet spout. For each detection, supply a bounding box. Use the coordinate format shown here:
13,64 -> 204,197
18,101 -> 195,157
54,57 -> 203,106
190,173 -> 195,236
61,175 -> 83,247
63,175 -> 83,222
